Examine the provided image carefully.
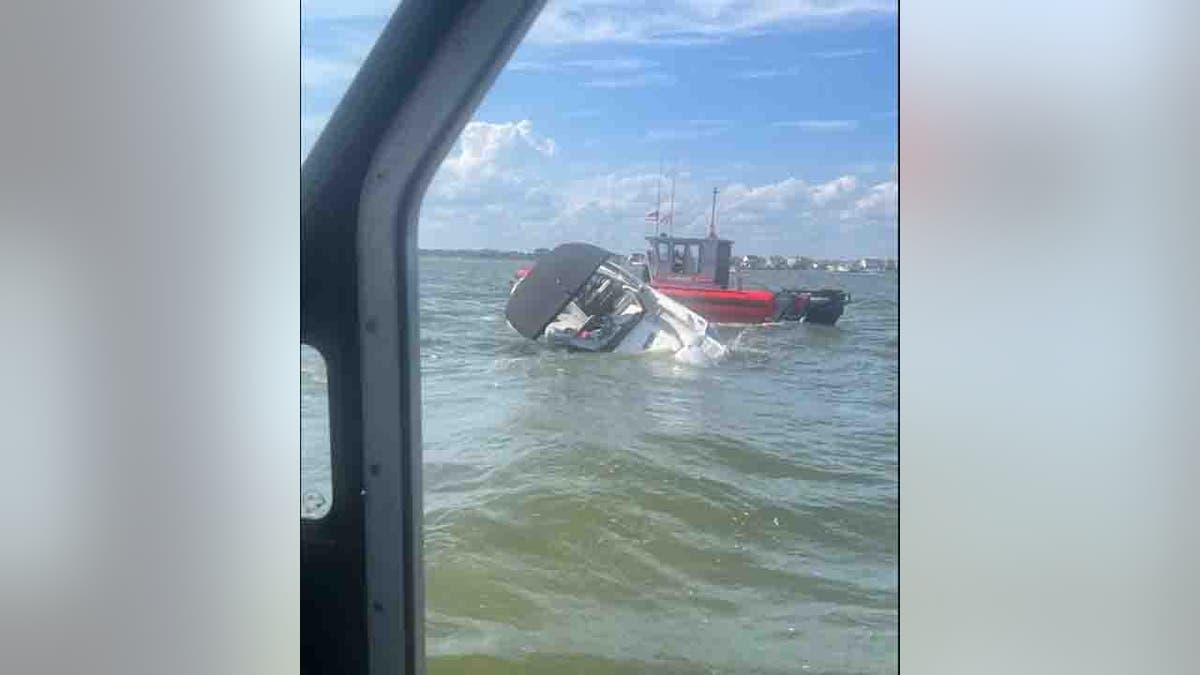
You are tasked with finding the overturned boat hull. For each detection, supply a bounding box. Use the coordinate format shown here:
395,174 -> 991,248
507,243 -> 727,364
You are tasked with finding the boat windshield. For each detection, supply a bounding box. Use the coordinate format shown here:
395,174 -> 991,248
574,263 -> 643,318
544,263 -> 646,351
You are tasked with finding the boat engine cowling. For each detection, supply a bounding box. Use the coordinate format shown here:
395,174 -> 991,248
772,288 -> 850,324
799,289 -> 849,325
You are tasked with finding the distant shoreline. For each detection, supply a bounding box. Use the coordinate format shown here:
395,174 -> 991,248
419,248 -> 537,260
418,248 -> 897,272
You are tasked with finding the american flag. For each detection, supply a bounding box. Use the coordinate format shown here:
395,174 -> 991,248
644,209 -> 659,223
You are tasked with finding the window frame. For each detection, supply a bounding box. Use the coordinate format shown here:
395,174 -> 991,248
300,2 -> 548,673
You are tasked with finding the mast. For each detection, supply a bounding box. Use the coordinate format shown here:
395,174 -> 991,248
708,187 -> 719,238
654,160 -> 663,236
668,171 -> 676,237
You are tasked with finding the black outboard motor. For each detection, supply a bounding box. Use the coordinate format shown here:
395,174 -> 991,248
800,288 -> 850,325
773,288 -> 851,325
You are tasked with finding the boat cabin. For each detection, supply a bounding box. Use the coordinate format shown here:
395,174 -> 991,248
645,233 -> 734,288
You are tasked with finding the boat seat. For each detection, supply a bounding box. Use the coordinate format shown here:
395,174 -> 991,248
612,288 -> 642,316
547,301 -> 589,333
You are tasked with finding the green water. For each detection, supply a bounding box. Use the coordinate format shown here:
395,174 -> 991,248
302,256 -> 898,674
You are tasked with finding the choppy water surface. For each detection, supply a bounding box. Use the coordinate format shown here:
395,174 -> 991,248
302,256 -> 897,674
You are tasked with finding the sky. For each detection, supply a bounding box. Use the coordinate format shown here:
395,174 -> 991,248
302,1 -> 897,258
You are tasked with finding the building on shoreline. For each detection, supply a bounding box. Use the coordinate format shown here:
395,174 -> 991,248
734,254 -> 897,272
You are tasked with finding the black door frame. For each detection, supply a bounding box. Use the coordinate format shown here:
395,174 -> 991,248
300,2 -> 547,672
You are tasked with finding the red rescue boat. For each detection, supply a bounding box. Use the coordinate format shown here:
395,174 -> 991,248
514,186 -> 850,325
638,233 -> 846,325
645,283 -> 782,324
641,187 -> 848,324
515,238 -> 846,325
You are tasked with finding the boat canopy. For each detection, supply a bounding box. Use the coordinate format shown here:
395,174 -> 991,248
505,242 -> 613,339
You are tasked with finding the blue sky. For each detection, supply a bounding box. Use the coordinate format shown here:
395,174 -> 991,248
303,1 -> 897,257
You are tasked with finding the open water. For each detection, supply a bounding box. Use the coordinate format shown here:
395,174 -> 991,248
301,256 -> 898,674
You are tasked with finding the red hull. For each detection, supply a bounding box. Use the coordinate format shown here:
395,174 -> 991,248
651,283 -> 778,324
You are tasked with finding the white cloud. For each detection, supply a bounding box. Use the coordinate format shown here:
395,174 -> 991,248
853,179 -> 897,220
507,60 -> 561,73
644,120 -> 732,142
421,122 -> 895,256
563,58 -> 658,71
719,175 -> 859,214
813,48 -> 876,59
732,66 -> 801,80
527,0 -> 897,46
422,121 -> 563,247
507,57 -> 675,88
299,1 -> 896,57
509,57 -> 658,73
425,127 -> 696,250
302,0 -> 896,44
708,174 -> 894,254
733,47 -> 879,79
583,71 -> 677,88
772,119 -> 859,132
439,120 -> 557,181
812,175 -> 859,205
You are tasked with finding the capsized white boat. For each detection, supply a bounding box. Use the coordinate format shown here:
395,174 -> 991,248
506,243 -> 728,365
